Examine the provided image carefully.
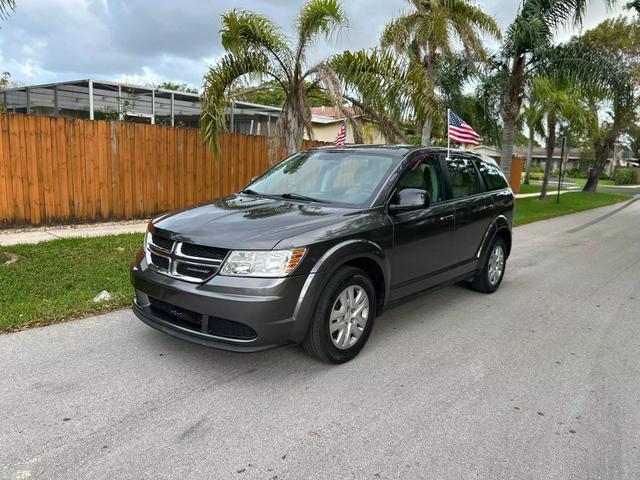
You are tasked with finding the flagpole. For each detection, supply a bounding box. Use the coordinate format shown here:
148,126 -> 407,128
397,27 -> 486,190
447,108 -> 450,160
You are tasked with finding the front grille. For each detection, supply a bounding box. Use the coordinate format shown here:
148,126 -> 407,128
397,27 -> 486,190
147,297 -> 257,341
208,318 -> 257,340
176,262 -> 219,280
150,235 -> 175,252
149,297 -> 201,331
180,243 -> 227,261
150,253 -> 170,271
146,236 -> 228,283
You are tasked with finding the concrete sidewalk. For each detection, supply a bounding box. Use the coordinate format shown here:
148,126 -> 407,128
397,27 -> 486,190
0,220 -> 149,246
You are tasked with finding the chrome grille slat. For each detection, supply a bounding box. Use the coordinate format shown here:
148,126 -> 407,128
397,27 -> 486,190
146,235 -> 228,283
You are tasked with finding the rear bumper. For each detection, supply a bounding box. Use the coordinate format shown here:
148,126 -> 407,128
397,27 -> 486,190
130,250 -> 327,352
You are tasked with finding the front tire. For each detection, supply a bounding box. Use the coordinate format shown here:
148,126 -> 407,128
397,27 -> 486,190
471,236 -> 507,294
303,266 -> 376,363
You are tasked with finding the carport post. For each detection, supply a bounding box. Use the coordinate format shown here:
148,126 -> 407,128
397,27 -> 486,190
230,101 -> 235,133
151,89 -> 155,125
88,80 -> 94,120
170,92 -> 175,127
53,86 -> 59,116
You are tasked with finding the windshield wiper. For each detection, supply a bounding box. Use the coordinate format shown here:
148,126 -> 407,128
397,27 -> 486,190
280,193 -> 329,204
240,188 -> 261,195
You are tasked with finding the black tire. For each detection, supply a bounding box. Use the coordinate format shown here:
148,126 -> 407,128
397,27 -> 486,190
303,266 -> 377,363
470,235 -> 507,294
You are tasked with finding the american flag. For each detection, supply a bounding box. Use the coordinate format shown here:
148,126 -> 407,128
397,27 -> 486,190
334,123 -> 346,145
448,110 -> 480,145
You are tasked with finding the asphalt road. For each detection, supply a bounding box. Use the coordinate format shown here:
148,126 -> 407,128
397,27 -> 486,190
2,198 -> 640,480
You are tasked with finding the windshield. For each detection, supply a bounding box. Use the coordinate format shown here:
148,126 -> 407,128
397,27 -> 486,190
245,151 -> 399,207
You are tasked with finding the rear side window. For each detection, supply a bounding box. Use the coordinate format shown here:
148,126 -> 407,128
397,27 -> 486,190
477,161 -> 509,191
446,157 -> 482,199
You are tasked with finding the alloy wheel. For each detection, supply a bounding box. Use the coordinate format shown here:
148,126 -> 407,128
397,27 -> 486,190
487,244 -> 505,286
329,285 -> 370,350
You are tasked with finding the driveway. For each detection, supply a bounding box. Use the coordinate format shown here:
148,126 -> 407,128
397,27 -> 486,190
2,199 -> 640,480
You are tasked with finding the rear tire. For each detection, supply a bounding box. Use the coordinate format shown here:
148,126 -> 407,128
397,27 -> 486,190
471,236 -> 507,294
303,266 -> 376,363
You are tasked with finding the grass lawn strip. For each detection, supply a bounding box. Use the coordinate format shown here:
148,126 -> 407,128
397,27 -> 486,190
0,191 -> 633,332
0,233 -> 143,332
513,191 -> 630,226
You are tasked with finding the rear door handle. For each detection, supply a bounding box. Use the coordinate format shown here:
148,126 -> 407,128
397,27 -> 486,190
439,214 -> 455,222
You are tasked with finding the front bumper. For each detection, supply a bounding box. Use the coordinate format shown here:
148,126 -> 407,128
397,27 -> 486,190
130,250 -> 327,352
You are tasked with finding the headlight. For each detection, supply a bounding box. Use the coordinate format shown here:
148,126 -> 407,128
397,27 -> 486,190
219,248 -> 306,277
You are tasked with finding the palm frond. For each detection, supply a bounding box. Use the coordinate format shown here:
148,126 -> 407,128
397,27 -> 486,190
220,9 -> 293,76
201,52 -> 270,152
296,0 -> 348,55
0,0 -> 15,20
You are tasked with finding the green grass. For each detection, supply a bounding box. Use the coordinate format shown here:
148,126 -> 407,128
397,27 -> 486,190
0,191 -> 634,332
518,184 -> 543,194
570,177 -> 616,187
514,192 -> 630,227
0,233 -> 143,332
518,183 -> 569,194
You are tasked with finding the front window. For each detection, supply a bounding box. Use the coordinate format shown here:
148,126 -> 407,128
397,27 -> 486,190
245,151 -> 399,207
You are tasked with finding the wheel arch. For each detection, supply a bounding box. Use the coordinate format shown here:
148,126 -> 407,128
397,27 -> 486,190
289,239 -> 390,342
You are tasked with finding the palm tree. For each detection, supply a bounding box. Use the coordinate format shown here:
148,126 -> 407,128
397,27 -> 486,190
579,16 -> 639,191
379,0 -> 501,146
329,48 -> 420,144
494,0 -> 616,180
532,76 -> 587,199
521,89 -> 545,185
0,0 -> 15,19
201,0 -> 348,155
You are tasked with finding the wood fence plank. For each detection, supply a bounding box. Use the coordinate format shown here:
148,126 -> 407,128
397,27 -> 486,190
107,122 -> 119,218
40,117 -> 56,222
0,115 -> 14,224
24,115 -> 42,225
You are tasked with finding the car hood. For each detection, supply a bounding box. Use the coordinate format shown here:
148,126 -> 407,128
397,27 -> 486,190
151,194 -> 358,250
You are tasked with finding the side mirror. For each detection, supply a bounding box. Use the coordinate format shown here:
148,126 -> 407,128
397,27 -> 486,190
389,188 -> 430,213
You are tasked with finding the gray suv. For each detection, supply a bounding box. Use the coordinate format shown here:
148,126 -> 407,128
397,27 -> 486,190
131,146 -> 514,363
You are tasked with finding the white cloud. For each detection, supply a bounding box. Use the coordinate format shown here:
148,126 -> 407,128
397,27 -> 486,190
0,0 -> 629,88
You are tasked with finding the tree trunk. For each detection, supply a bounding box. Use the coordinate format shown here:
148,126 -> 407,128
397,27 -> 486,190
499,55 -> 525,182
500,114 -> 517,182
421,116 -> 432,147
539,114 -> 556,200
524,125 -> 534,185
583,142 -> 611,192
283,103 -> 305,156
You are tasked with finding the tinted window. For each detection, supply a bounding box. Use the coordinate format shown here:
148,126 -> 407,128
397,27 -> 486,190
447,157 -> 482,199
477,161 -> 509,191
396,156 -> 444,203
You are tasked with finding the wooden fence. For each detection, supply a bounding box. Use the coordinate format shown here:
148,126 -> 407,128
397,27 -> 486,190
0,113 -> 524,227
0,114 -> 328,226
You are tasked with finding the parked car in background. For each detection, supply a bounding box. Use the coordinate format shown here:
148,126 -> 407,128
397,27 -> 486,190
131,146 -> 514,363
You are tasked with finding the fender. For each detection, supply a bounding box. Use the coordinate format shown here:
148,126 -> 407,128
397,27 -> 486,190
476,215 -> 511,268
289,238 -> 391,342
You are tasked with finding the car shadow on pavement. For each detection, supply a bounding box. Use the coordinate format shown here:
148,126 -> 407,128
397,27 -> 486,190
136,282 -> 477,381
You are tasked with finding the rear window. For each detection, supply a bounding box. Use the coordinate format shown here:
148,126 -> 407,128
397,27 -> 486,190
477,161 -> 509,191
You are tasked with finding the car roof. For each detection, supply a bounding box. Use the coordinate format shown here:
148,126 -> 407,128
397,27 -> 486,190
309,145 -> 490,162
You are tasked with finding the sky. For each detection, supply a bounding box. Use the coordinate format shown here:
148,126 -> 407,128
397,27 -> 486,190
0,0 -> 627,90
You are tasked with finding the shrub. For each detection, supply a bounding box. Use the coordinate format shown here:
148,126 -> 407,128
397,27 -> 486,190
528,172 -> 544,180
614,168 -> 637,185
